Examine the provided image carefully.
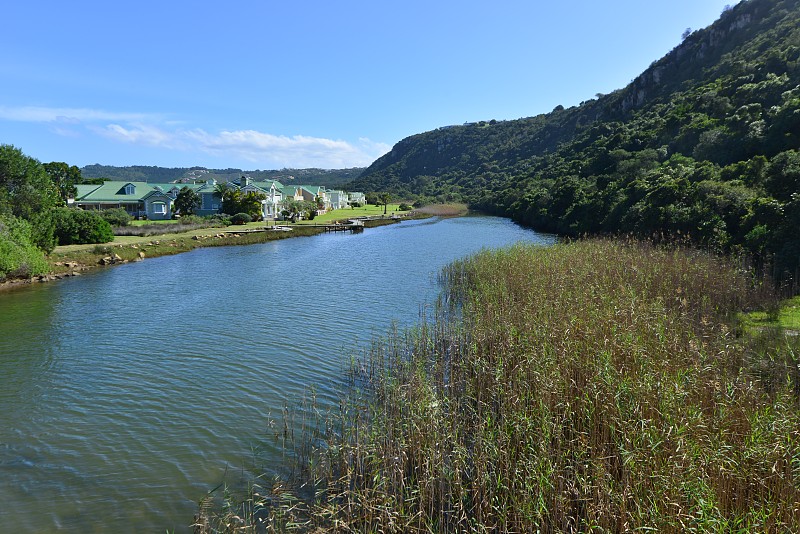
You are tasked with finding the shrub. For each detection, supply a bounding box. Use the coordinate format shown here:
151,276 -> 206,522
230,212 -> 252,225
178,214 -> 204,225
0,215 -> 49,280
205,214 -> 231,226
53,208 -> 114,245
99,208 -> 133,227
398,202 -> 412,211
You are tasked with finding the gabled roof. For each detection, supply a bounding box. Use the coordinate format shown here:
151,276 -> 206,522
75,181 -> 154,202
74,181 -> 219,203
299,185 -> 325,195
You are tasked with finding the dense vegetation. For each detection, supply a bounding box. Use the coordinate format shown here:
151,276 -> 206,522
0,145 -> 125,279
350,0 -> 800,284
82,164 -> 365,187
198,240 -> 800,532
0,145 -> 61,279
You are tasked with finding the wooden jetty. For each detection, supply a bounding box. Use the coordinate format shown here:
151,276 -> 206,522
312,220 -> 364,233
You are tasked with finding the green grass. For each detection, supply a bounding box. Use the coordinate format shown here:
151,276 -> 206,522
742,295 -> 800,331
48,224 -> 323,275
293,204 -> 406,224
197,239 -> 800,533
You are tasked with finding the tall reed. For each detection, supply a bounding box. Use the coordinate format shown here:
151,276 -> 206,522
197,239 -> 800,533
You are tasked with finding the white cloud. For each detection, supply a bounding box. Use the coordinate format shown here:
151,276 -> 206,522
91,123 -> 187,150
93,125 -> 389,168
0,105 -> 153,123
187,129 -> 390,168
0,105 -> 391,168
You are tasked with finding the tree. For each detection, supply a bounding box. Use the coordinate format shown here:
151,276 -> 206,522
174,187 -> 201,216
303,200 -> 318,220
0,145 -> 60,252
222,189 -> 265,220
52,208 -> 114,245
0,215 -> 49,279
43,161 -> 81,202
281,198 -> 303,222
379,192 -> 391,215
213,182 -> 234,210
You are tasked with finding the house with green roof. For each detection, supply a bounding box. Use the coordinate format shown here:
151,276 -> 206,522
74,181 -> 175,220
73,177 -> 356,221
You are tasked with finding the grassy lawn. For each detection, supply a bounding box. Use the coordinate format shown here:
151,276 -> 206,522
742,295 -> 800,331
52,206 -> 410,255
53,221 -> 273,254
294,204 -> 407,224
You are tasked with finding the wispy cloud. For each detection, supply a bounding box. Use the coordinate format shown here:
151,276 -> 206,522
186,129 -> 391,168
0,105 -> 154,123
0,105 -> 390,168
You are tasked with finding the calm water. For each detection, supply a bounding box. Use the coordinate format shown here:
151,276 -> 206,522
0,215 -> 554,533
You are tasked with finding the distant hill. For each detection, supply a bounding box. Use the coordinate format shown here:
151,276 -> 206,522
81,165 -> 365,188
348,0 -> 800,281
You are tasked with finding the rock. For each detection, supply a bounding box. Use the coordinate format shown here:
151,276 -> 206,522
112,254 -> 122,262
138,251 -> 146,259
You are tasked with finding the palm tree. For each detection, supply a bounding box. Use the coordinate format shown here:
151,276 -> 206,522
213,182 -> 234,213
379,192 -> 391,215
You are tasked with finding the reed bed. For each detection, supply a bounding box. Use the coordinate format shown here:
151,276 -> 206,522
198,239 -> 800,533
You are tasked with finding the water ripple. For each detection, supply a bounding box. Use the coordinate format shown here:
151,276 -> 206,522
0,216 -> 555,532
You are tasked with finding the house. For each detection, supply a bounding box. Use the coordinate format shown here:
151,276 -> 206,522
194,180 -> 222,216
298,186 -> 328,212
348,192 -> 367,206
72,178 -> 351,221
74,181 -> 175,220
141,187 -> 175,220
327,190 -> 350,210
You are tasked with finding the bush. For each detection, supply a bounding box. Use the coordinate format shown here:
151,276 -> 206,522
53,208 -> 114,245
230,212 -> 252,225
205,214 -> 231,226
99,208 -> 132,227
0,215 -> 49,280
398,202 -> 412,211
178,214 -> 204,225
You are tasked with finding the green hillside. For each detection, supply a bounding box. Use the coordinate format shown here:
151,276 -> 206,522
350,0 -> 800,281
81,164 -> 365,188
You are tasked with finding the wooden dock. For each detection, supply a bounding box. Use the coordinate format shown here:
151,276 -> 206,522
311,220 -> 364,233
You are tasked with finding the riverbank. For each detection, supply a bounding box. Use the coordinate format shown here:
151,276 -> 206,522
0,210 -> 417,292
198,239 -> 800,532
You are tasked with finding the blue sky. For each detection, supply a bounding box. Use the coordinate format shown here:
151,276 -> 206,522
1,1 -> 736,170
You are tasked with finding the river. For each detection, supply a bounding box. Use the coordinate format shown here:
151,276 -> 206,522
0,215 -> 555,532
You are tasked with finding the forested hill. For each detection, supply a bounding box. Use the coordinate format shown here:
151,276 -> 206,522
81,165 -> 364,187
350,0 -> 800,278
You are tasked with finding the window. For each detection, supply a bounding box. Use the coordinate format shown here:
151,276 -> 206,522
124,184 -> 135,195
152,202 -> 166,215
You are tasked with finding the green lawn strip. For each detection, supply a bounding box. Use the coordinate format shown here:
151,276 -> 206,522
740,295 -> 800,332
48,222 -> 323,274
293,204 -> 406,224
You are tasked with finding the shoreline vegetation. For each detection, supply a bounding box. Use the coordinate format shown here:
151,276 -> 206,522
196,239 -> 800,533
0,204 -> 468,293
